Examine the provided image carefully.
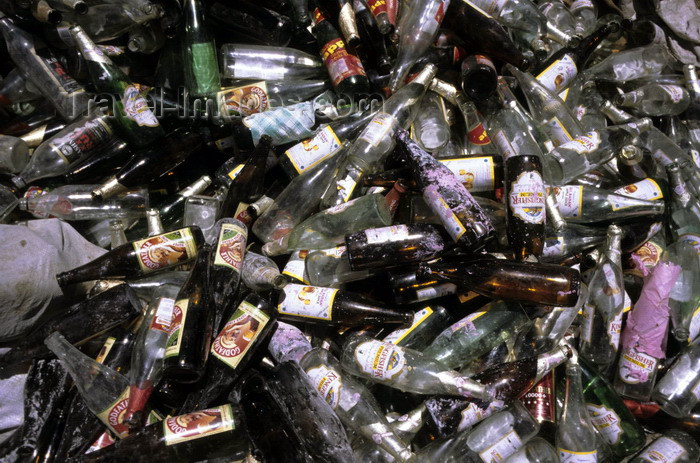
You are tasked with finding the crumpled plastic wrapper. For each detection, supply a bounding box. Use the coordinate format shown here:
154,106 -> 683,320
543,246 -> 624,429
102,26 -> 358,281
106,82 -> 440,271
0,219 -> 107,343
0,348 -> 25,445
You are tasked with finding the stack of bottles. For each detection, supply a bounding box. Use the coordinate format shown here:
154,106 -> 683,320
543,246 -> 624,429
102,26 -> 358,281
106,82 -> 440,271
1,0 -> 700,461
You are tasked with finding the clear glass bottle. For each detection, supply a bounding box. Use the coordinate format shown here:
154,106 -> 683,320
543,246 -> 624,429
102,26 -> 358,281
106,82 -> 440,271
630,429 -> 700,463
413,92 -> 451,152
219,44 -> 325,81
503,437 -> 559,463
0,135 -> 29,175
615,84 -> 690,117
556,358 -> 599,462
653,340 -> 700,419
663,239 -> 700,343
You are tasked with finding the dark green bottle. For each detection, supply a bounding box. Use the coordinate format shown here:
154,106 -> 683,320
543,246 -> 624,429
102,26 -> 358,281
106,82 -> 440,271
182,0 -> 221,98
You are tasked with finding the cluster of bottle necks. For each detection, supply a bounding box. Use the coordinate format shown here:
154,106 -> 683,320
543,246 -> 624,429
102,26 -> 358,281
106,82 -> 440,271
3,0 -> 700,461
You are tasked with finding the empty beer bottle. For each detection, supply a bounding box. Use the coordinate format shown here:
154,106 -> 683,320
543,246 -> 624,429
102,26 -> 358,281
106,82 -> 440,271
615,83 -> 690,117
506,155 -> 546,260
630,429 -> 700,463
277,283 -> 411,326
56,227 -> 205,286
162,245 -> 213,384
70,25 -> 164,147
218,136 -> 272,219
208,219 -> 247,333
181,0 -> 221,98
556,357 -> 599,462
399,129 -> 495,251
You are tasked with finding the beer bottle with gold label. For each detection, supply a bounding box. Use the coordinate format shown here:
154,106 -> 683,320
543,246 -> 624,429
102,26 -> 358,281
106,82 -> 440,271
208,219 -> 247,334
56,227 -> 205,287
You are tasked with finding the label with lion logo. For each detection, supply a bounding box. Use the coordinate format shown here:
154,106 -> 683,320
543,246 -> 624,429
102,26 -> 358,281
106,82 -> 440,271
509,171 -> 545,224
217,82 -> 269,118
96,388 -> 131,438
211,301 -> 269,369
163,405 -> 235,446
132,228 -> 197,273
213,223 -> 247,271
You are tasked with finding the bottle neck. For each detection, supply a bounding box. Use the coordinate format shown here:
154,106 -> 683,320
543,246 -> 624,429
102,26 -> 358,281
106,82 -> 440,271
572,23 -> 615,63
668,166 -> 692,206
604,229 -> 622,263
535,344 -> 572,382
600,101 -> 634,124
179,175 -> 212,198
563,362 -> 587,413
384,180 -> 406,217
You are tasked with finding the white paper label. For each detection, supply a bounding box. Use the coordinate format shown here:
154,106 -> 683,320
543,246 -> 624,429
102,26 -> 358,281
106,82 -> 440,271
559,131 -> 601,154
365,225 -> 410,244
284,126 -> 342,174
423,185 -> 466,242
558,449 -> 597,462
536,54 -> 578,93
306,365 -> 342,409
554,185 -> 583,218
384,307 -> 434,345
354,340 -> 405,380
493,130 -> 518,159
415,283 -> 457,301
613,178 -> 663,202
637,437 -> 687,463
544,117 -> 574,147
359,112 -> 397,147
618,348 -> 658,384
282,250 -> 310,284
509,171 -> 545,224
478,430 -> 523,462
150,297 -> 175,333
587,404 -> 623,445
543,236 -> 565,258
122,85 -> 159,127
439,157 -> 495,192
277,284 -> 338,320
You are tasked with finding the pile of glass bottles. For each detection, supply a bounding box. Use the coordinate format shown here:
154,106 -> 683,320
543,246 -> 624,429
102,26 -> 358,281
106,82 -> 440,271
1,0 -> 700,461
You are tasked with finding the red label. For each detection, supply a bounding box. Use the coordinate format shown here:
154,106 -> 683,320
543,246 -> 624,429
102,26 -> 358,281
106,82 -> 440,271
468,123 -> 492,145
434,0 -> 446,23
367,0 -> 388,16
522,373 -> 554,423
313,8 -> 325,24
321,38 -> 367,88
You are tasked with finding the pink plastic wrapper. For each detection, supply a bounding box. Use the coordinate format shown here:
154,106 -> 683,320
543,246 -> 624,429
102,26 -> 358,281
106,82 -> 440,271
621,261 -> 682,359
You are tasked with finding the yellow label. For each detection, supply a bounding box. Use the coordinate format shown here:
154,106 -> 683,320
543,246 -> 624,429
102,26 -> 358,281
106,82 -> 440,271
96,388 -> 131,438
211,301 -> 270,369
163,405 -> 235,446
213,223 -> 247,271
164,299 -> 189,358
95,337 -> 116,364
384,307 -> 433,345
132,228 -> 198,273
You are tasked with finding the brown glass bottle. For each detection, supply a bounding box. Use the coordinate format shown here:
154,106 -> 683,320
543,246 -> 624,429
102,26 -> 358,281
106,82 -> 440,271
418,257 -> 581,307
162,245 -> 213,384
460,54 -> 498,102
182,292 -> 277,412
506,155 -> 546,261
397,128 -> 496,252
68,404 -> 248,463
56,227 -> 205,287
217,135 -> 272,219
276,283 -> 412,326
521,371 -> 557,442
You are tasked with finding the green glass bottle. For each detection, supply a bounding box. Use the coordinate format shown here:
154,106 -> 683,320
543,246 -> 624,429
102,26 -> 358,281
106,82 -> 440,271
579,356 -> 646,459
182,0 -> 222,98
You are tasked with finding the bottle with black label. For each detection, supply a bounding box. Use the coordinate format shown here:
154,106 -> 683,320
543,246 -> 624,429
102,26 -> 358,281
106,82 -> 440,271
506,155 -> 546,260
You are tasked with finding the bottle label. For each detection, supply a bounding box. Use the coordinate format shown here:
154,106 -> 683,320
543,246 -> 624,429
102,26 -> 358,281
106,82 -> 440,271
560,131 -> 602,154
44,54 -> 84,94
450,310 -> 488,333
284,126 -> 342,174
659,85 -> 685,103
509,171 -> 546,224
383,307 -> 434,344
213,223 -> 247,271
522,374 -> 555,423
217,82 -> 269,117
544,117 -> 574,147
48,117 -> 113,164
587,403 -> 623,445
306,365 -> 343,409
433,0 -> 447,23
335,172 -> 359,203
243,101 -> 316,145
542,235 -> 565,258
95,337 -> 116,364
282,250 -> 310,284
458,400 -> 503,430
164,299 -> 189,358
226,163 -> 244,181
492,130 -> 518,159
278,284 -> 338,320
367,0 -> 388,16
692,149 -> 700,169
574,105 -> 587,121
553,185 -> 583,218
86,431 -> 115,454
637,437 -> 687,463
320,245 -> 346,258
439,157 -> 495,192
163,404 -> 235,446
122,85 -> 159,127
415,283 -> 457,301
211,300 -> 270,369
468,122 -> 492,145
478,430 -> 522,461
149,297 -> 176,333
423,185 -> 466,242
581,302 -> 594,343
536,54 -> 578,92
629,240 -> 664,277
679,234 -> 700,256
80,42 -> 111,64
132,228 -> 198,273
354,340 -> 405,380
618,347 -> 658,384
558,449 -> 597,462
365,224 -> 410,244
613,178 -> 663,203
358,112 -> 397,148
320,37 -> 366,88
96,388 -> 131,438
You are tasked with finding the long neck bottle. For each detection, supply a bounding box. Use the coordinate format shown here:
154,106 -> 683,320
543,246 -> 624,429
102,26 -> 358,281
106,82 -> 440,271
580,225 -> 625,369
185,292 -> 277,412
181,0 -> 221,98
162,245 -> 213,384
630,429 -> 700,463
667,163 -> 700,236
614,261 -> 682,401
506,155 -> 546,260
125,283 -> 182,428
156,175 -> 212,229
56,226 -> 205,286
579,356 -> 646,458
341,334 -> 494,400
418,257 -> 581,307
541,224 -> 606,263
557,358 -> 598,462
70,25 -> 164,147
0,13 -> 91,121
614,84 -> 690,117
218,136 -> 271,219
324,64 -> 437,207
219,44 -> 325,81
45,332 -> 132,439
241,251 -> 288,291
276,283 -> 411,326
399,128 -> 495,251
